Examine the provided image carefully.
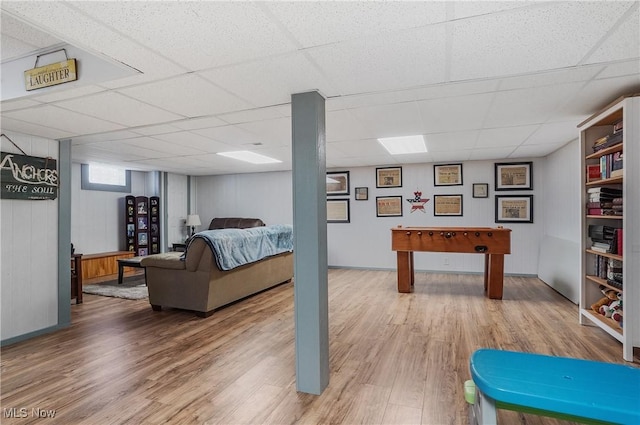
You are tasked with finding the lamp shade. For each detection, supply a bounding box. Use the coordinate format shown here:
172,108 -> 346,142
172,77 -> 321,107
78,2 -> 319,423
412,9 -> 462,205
185,214 -> 201,227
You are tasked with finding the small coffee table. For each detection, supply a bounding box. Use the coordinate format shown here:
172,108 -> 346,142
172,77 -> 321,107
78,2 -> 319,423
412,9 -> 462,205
117,256 -> 146,284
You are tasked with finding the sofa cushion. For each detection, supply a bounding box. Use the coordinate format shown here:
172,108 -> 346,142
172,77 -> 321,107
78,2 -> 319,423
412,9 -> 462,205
208,217 -> 265,229
141,252 -> 185,270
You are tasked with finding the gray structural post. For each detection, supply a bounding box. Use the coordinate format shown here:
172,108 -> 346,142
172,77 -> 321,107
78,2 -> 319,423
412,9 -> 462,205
291,91 -> 329,394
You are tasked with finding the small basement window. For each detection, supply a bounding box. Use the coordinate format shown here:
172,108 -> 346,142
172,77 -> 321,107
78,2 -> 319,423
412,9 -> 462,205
81,163 -> 131,192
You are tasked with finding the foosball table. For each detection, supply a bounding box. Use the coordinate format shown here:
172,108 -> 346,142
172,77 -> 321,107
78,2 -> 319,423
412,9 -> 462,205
391,226 -> 512,299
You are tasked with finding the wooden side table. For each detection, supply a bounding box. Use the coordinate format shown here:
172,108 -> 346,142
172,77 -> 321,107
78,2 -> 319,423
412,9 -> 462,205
71,254 -> 83,304
172,243 -> 186,252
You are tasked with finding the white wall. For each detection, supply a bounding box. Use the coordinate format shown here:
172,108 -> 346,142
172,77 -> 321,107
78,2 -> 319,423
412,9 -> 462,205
70,163 -> 148,255
196,159 -> 544,275
197,171 -> 294,228
537,140 -> 581,303
1,131 -> 59,341
166,173 -> 189,244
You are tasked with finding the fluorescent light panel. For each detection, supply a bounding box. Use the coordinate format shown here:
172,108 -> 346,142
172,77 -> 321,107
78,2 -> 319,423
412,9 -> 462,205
217,151 -> 281,164
377,135 -> 427,155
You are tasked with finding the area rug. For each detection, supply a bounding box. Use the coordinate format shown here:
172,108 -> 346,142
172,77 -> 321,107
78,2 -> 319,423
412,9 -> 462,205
83,276 -> 148,300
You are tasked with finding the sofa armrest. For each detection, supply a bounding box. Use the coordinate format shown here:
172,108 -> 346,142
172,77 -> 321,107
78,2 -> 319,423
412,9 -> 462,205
141,252 -> 185,270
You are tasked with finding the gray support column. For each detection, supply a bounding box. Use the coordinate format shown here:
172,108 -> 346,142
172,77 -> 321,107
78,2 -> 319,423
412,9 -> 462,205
58,139 -> 72,326
291,91 -> 329,394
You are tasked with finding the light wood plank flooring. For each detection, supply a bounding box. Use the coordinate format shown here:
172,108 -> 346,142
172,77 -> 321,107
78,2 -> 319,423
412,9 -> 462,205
2,269 -> 638,424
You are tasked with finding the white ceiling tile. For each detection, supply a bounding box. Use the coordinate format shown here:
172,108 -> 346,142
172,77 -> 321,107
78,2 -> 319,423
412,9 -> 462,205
554,75 -> 640,119
418,93 -> 494,133
412,80 -> 500,101
72,130 -> 143,145
453,2 -> 539,19
511,143 -> 565,158
476,125 -> 539,149
171,116 -> 228,131
3,1 -> 184,81
193,125 -> 262,146
468,147 -> 515,161
340,90 -> 418,110
585,5 -> 640,64
484,83 -> 583,128
152,131 -> 231,154
2,1 -> 639,176
72,143 -> 149,162
55,92 -> 183,127
431,150 -> 472,162
326,110 -> 372,142
596,59 -> 640,79
450,2 -> 633,81
74,1 -> 297,70
266,1 -> 447,48
133,124 -> 182,137
0,98 -> 42,111
1,34 -> 42,62
118,74 -> 252,118
328,139 -> 389,158
102,140 -> 175,159
350,102 -> 424,138
0,116 -> 73,140
307,25 -> 447,95
425,131 -> 479,152
235,118 -> 291,147
3,104 -> 125,135
30,85 -> 107,104
524,122 -> 578,146
498,66 -> 602,91
217,106 -> 288,125
200,52 -> 339,107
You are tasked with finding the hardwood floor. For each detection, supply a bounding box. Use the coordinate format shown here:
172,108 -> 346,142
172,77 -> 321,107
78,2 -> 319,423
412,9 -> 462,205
2,269 -> 637,424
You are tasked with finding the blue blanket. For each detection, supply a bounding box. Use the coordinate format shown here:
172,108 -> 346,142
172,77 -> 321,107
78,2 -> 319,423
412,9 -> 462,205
187,224 -> 293,271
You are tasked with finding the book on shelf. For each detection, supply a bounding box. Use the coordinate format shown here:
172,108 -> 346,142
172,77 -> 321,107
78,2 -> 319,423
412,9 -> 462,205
588,208 -> 618,216
613,119 -> 623,134
588,224 -> 616,237
586,201 -> 613,208
592,131 -> 623,152
616,228 -> 623,256
587,187 -> 623,195
586,164 -> 601,182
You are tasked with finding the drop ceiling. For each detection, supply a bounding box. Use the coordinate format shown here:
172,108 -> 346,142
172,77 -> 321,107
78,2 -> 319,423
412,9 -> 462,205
1,1 -> 639,176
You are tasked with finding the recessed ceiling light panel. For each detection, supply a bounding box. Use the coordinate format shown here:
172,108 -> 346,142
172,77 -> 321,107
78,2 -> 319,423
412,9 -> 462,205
377,135 -> 427,155
217,151 -> 282,164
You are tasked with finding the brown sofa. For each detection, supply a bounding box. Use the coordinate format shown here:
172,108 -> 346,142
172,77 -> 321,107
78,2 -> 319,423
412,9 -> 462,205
140,218 -> 293,317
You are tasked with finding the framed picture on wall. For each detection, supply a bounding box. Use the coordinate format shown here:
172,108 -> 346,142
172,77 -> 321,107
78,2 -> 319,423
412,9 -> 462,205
355,187 -> 368,200
433,194 -> 463,216
472,183 -> 489,198
376,196 -> 403,217
495,162 -> 532,190
327,198 -> 350,223
326,171 -> 350,196
495,195 -> 533,223
376,167 -> 402,188
434,163 -> 463,186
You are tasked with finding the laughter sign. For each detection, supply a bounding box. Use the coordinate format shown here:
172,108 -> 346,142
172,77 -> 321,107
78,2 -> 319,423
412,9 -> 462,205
1,152 -> 58,200
24,59 -> 77,91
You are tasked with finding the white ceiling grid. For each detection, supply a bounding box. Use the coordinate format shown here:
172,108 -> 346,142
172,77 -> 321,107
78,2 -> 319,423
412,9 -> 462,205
1,1 -> 639,176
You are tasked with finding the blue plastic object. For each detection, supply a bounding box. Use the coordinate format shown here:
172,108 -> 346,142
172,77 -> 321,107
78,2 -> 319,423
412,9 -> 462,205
470,348 -> 640,424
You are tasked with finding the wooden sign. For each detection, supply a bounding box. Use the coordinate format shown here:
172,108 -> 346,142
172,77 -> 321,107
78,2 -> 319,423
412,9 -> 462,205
24,59 -> 77,91
1,152 -> 58,200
